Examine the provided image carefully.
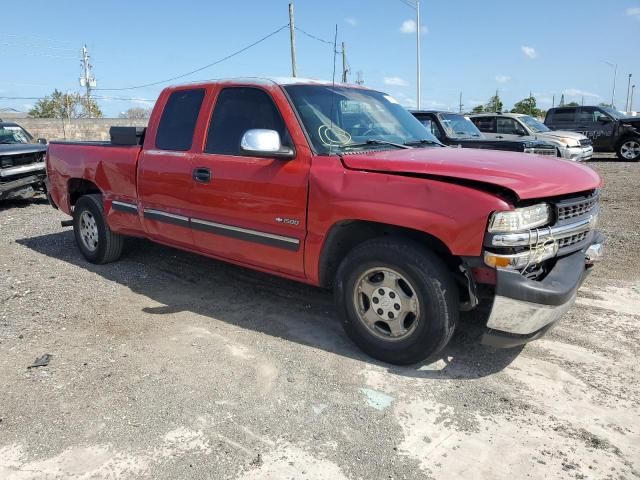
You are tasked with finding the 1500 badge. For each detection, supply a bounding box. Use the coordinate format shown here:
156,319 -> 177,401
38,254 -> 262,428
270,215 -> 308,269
275,217 -> 300,226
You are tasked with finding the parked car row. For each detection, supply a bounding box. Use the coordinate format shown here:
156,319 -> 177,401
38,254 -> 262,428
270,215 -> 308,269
0,120 -> 47,200
45,78 -> 605,364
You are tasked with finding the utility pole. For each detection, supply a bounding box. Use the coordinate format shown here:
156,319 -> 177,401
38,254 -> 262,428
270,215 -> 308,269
288,2 -> 297,77
625,73 -> 633,112
341,42 -> 349,83
552,95 -> 555,108
355,71 -> 364,85
458,92 -> 463,113
605,62 -> 617,107
79,45 -> 96,118
416,0 -> 421,110
631,85 -> 636,113
581,96 -> 584,106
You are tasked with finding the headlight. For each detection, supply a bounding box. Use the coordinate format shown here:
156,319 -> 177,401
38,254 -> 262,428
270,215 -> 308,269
488,203 -> 552,232
484,243 -> 558,269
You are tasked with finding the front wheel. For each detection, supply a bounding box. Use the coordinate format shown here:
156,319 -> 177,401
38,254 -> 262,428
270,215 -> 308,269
616,138 -> 640,162
334,238 -> 458,365
73,194 -> 124,264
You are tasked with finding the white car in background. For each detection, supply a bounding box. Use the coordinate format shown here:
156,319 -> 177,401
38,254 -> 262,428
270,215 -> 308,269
469,112 -> 593,161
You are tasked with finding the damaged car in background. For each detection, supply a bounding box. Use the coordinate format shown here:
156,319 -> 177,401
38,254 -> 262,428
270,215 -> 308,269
0,120 -> 47,200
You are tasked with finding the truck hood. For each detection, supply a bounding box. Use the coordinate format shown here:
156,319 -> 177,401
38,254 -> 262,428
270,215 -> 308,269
535,130 -> 587,142
340,147 -> 601,200
0,143 -> 47,156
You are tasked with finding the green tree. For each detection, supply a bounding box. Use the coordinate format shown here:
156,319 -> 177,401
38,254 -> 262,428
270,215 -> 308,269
485,93 -> 503,113
511,96 -> 542,117
29,90 -> 102,119
565,101 -> 580,107
471,104 -> 484,113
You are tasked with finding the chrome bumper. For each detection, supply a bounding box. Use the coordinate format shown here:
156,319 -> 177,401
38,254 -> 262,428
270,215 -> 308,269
482,233 -> 603,347
560,145 -> 593,161
0,162 -> 46,178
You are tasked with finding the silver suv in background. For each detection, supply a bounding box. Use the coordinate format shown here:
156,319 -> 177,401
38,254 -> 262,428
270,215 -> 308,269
469,113 -> 593,161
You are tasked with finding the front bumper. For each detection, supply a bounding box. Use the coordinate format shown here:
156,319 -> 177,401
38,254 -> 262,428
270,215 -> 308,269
558,145 -> 593,161
482,232 -> 604,348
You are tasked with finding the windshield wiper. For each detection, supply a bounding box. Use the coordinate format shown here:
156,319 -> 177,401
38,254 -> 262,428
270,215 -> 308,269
403,139 -> 444,147
341,139 -> 411,150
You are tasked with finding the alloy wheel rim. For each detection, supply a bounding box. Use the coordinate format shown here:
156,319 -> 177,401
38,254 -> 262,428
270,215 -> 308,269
353,267 -> 421,341
621,141 -> 640,160
79,211 -> 99,252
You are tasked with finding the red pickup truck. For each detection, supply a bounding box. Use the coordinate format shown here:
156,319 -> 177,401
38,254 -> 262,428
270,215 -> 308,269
46,78 -> 604,364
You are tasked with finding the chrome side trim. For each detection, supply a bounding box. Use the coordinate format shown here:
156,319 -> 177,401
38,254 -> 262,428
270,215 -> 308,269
490,215 -> 596,247
190,218 -> 300,251
143,208 -> 189,222
112,200 -> 138,213
0,162 -> 46,177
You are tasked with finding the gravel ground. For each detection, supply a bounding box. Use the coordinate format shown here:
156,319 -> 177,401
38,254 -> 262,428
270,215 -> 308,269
1,156 -> 639,480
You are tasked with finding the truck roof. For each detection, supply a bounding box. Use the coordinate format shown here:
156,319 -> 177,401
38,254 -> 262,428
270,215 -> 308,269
163,77 -> 366,91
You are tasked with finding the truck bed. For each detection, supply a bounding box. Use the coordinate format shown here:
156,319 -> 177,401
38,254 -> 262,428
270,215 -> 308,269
47,141 -> 142,215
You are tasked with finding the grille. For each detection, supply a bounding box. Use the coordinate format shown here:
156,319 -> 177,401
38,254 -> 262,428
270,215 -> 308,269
558,231 -> 588,248
532,148 -> 557,156
0,152 -> 44,168
579,138 -> 592,147
556,195 -> 598,222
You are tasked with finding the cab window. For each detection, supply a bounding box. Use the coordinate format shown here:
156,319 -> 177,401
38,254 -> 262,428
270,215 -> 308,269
205,87 -> 291,155
155,89 -> 205,151
548,108 -> 576,125
417,116 -> 444,141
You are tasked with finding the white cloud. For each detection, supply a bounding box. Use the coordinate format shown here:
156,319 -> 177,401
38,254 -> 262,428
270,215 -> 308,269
400,19 -> 428,34
626,7 -> 640,19
521,46 -> 537,59
344,17 -> 358,26
563,88 -> 600,99
495,75 -> 511,83
384,76 -> 408,87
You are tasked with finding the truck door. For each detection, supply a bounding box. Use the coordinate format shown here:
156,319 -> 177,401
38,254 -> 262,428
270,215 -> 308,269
188,86 -> 310,277
138,88 -> 206,249
576,107 -> 615,151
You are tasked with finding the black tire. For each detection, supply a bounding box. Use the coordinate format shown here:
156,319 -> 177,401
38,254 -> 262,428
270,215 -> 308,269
616,137 -> 640,162
73,194 -> 124,264
334,238 -> 458,365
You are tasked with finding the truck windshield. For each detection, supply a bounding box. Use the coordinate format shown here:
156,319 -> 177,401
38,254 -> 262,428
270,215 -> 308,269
520,115 -> 551,133
0,126 -> 33,144
599,106 -> 626,119
283,85 -> 438,154
438,113 -> 482,138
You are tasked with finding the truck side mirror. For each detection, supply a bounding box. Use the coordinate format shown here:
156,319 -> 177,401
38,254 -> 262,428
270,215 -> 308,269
37,138 -> 48,144
240,129 -> 295,159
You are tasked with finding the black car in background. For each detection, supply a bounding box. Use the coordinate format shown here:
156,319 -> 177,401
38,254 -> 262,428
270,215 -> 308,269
544,106 -> 640,161
411,110 -> 557,156
0,121 -> 48,200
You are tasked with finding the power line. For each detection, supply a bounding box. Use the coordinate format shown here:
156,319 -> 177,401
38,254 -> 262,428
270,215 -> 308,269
294,27 -> 333,45
95,24 -> 289,91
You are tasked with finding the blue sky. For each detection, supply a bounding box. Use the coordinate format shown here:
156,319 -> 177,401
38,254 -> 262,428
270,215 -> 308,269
1,0 -> 638,116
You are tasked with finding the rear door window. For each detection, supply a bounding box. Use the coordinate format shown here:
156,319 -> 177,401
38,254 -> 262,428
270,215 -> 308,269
547,108 -> 576,125
155,89 -> 205,151
497,117 -> 523,135
471,116 -> 496,133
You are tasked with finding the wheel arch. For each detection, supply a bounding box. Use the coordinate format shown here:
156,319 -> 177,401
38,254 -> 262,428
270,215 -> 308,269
67,178 -> 102,207
318,220 -> 458,288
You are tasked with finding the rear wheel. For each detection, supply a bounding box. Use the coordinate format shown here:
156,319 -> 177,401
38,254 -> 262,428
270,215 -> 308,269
334,238 -> 458,365
616,138 -> 640,161
73,194 -> 124,264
